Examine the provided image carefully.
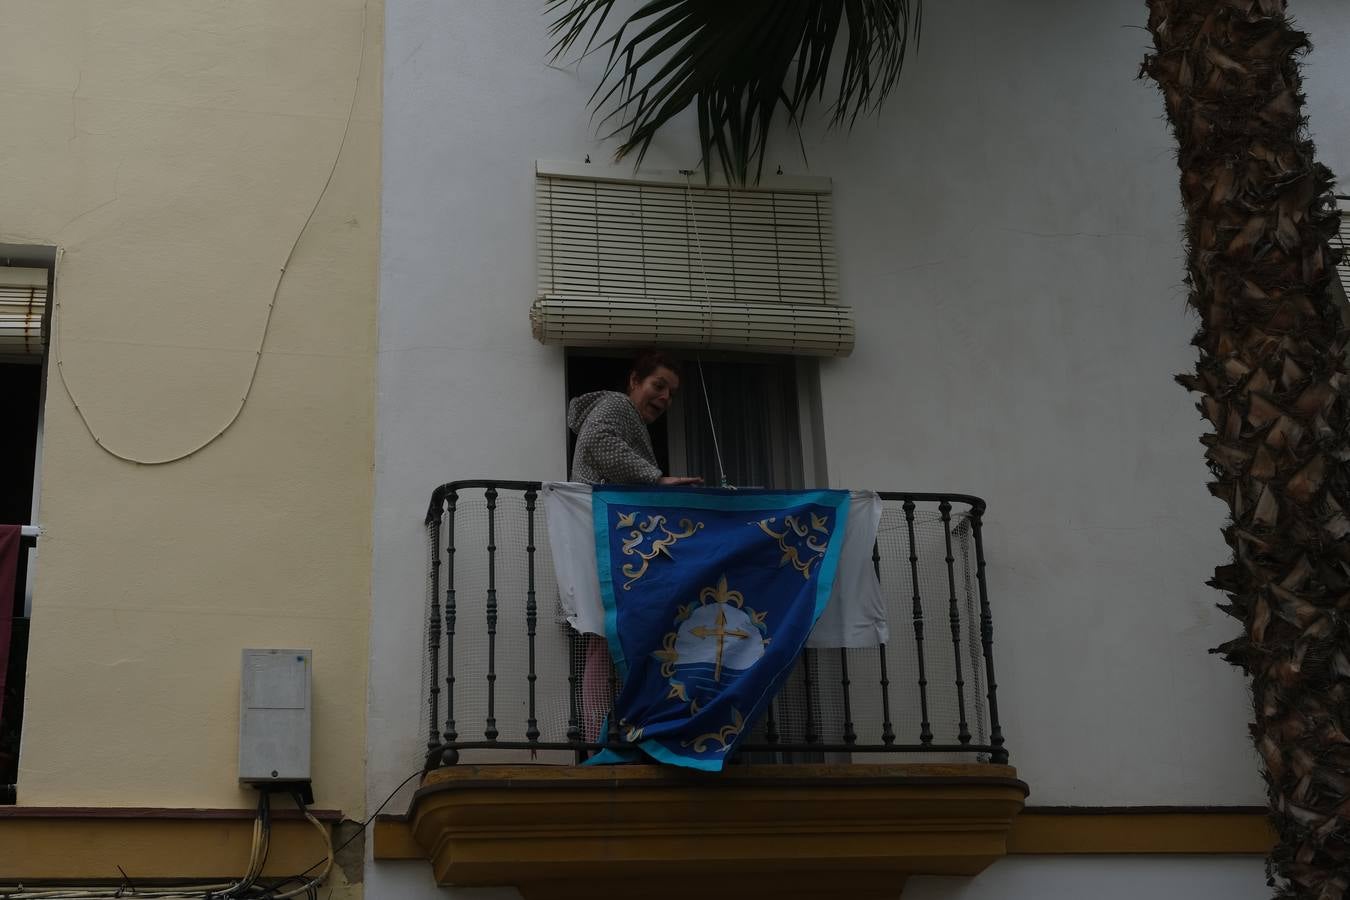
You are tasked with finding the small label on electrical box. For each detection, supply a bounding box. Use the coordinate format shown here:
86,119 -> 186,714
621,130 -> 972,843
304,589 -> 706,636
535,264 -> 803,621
239,649 -> 311,784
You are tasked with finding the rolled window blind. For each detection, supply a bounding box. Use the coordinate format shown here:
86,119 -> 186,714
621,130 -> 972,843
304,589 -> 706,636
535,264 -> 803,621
0,266 -> 48,362
534,162 -> 853,357
530,294 -> 854,357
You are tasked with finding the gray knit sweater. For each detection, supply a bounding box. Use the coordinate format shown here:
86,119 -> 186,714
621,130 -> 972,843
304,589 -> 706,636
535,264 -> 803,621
567,391 -> 662,485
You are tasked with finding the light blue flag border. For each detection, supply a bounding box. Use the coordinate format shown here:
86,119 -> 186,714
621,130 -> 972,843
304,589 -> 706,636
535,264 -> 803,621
590,487 -> 851,770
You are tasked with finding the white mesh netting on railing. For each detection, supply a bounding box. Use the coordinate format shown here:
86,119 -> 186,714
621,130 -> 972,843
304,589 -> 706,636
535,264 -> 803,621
422,487 -> 993,766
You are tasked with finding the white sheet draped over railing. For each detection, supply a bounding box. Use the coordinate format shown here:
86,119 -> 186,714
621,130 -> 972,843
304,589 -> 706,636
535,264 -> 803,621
542,482 -> 887,648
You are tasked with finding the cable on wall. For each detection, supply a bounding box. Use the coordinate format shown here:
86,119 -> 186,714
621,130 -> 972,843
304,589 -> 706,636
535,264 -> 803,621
0,788 -> 334,899
51,0 -> 370,466
283,767 -> 424,890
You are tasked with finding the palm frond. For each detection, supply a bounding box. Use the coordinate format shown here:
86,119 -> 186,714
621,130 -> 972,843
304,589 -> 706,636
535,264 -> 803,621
547,0 -> 921,184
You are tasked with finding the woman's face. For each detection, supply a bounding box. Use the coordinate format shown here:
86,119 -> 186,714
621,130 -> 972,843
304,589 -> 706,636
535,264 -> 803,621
628,365 -> 680,424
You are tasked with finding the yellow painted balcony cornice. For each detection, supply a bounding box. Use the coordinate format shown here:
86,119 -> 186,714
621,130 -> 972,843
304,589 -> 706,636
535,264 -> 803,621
380,762 -> 1028,899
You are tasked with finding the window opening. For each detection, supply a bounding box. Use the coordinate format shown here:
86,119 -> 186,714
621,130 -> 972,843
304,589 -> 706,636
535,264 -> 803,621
0,244 -> 54,801
562,349 -> 820,762
564,352 -> 671,478
671,356 -> 804,490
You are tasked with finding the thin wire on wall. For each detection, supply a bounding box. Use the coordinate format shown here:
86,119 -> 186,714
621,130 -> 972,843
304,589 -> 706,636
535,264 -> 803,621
51,0 -> 370,466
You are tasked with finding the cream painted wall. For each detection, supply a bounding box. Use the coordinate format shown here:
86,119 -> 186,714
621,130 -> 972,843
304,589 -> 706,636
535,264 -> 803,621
1,0 -> 381,815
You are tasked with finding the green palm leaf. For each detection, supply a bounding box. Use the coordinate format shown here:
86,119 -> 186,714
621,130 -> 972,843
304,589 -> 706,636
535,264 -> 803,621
547,0 -> 921,184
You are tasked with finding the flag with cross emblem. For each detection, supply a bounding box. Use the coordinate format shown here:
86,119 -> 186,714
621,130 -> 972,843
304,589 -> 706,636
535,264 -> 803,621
587,486 -> 850,771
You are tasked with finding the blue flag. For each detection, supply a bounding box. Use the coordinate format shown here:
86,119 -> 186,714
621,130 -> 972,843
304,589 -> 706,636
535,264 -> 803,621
588,487 -> 850,771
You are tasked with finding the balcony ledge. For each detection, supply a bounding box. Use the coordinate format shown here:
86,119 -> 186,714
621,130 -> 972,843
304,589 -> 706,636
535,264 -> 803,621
379,762 -> 1028,899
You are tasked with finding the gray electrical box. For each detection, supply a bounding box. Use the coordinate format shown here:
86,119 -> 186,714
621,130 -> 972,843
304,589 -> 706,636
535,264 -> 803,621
239,648 -> 312,785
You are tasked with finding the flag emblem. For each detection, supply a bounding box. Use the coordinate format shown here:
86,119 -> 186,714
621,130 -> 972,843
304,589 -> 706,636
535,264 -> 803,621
589,487 -> 851,770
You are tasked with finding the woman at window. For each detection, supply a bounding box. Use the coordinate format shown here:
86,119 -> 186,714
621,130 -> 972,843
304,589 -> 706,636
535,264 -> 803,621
567,349 -> 701,743
567,349 -> 703,487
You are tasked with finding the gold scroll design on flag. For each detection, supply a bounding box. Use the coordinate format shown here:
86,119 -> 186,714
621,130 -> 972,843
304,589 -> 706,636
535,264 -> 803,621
615,510 -> 704,590
755,512 -> 832,580
652,575 -> 769,732
682,708 -> 746,753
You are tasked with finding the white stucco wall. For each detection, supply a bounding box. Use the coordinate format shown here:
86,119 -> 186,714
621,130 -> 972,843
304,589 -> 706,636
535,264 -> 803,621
906,856 -> 1269,900
373,0 -> 1349,895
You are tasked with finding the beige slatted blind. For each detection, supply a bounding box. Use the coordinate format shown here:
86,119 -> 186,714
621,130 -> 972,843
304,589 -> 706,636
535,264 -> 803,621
0,266 -> 48,362
533,162 -> 853,357
531,294 -> 854,357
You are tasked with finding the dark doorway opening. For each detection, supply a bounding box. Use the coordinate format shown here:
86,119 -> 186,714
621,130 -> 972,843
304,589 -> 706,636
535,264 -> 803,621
0,363 -> 39,790
0,245 -> 53,801
564,353 -> 671,478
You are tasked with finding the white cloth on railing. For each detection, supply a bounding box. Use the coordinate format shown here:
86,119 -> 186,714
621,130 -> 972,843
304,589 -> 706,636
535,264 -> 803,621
542,482 -> 888,648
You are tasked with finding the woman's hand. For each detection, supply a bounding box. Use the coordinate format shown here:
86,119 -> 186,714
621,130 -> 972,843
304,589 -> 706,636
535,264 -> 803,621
658,475 -> 704,486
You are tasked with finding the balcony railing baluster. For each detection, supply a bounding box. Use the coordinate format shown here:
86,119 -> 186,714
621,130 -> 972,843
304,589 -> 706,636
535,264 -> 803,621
903,500 -> 934,746
426,514 -> 442,757
763,700 -> 780,745
420,482 -> 1008,768
873,540 -> 896,746
839,649 -> 856,745
801,648 -> 818,745
939,501 -> 972,746
566,630 -> 582,747
484,486 -> 498,742
525,488 -> 540,745
606,664 -> 620,746
969,505 -> 1008,765
443,490 -> 458,750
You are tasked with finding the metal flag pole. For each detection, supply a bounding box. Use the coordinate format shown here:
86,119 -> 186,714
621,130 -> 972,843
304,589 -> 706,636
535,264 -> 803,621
695,353 -> 729,488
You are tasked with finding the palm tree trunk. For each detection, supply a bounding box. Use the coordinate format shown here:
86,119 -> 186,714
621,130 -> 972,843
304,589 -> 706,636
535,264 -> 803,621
1143,2 -> 1348,896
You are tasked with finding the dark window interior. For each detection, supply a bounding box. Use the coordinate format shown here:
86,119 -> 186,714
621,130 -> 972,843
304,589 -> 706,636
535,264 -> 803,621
563,352 -> 802,488
564,354 -> 670,478
0,364 -> 40,531
0,246 -> 51,798
0,362 -> 39,789
677,357 -> 802,489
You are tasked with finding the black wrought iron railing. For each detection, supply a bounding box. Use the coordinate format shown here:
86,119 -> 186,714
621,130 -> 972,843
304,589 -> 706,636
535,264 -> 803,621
422,480 -> 1006,769
1,528 -> 35,805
